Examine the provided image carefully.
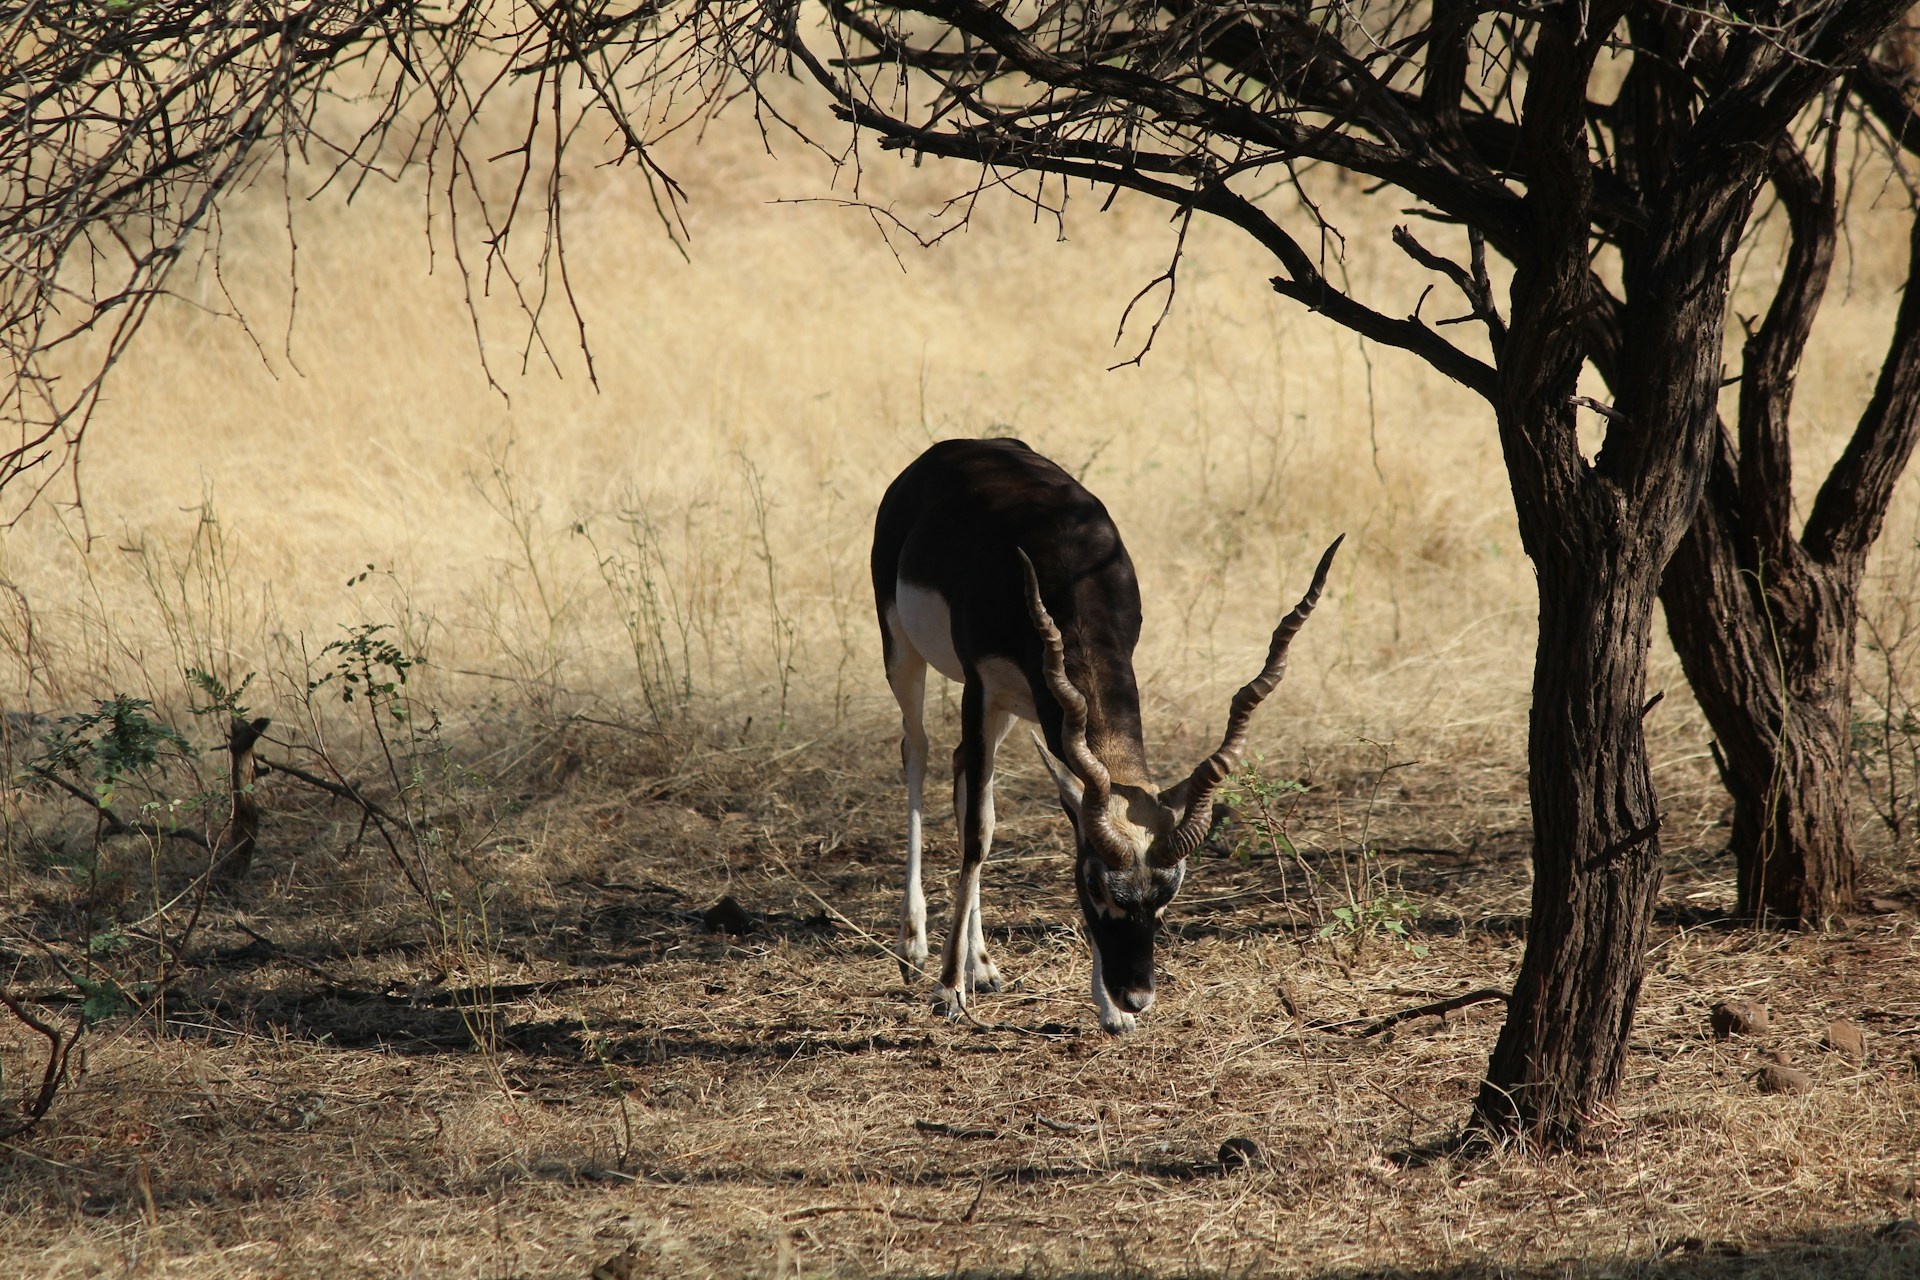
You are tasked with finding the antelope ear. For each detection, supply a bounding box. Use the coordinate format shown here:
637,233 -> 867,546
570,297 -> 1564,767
1029,731 -> 1084,826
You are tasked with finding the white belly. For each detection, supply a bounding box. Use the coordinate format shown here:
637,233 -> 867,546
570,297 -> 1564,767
892,581 -> 1038,720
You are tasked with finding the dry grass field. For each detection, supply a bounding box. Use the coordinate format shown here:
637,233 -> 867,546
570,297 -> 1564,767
3,86 -> 1920,1278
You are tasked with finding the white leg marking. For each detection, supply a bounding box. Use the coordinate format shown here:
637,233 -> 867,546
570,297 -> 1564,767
935,734 -> 976,1018
1090,939 -> 1137,1035
966,708 -> 1014,994
965,871 -> 1000,993
934,861 -> 976,1020
901,758 -> 929,980
938,705 -> 1016,1014
886,610 -> 931,982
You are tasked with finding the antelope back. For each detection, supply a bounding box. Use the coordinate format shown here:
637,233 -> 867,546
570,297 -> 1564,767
873,438 -> 1153,778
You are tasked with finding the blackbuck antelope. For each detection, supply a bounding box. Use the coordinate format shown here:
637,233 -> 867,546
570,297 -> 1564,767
872,438 -> 1341,1033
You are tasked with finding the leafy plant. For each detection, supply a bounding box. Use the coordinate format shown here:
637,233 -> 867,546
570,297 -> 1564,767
17,694 -> 211,1057
1225,758 -> 1320,923
187,667 -> 254,721
36,696 -> 191,802
1320,855 -> 1427,959
75,972 -> 132,1026
309,623 -> 416,722
1229,748 -> 1428,960
298,616 -> 440,899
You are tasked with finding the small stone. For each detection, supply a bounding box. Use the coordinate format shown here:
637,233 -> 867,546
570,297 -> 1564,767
1824,1018 -> 1867,1063
701,895 -> 753,935
1756,1062 -> 1813,1095
1218,1136 -> 1264,1174
592,1243 -> 641,1280
1710,1000 -> 1769,1039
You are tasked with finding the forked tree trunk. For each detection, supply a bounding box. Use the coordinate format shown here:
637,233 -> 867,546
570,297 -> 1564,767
1662,466 -> 1862,925
1641,117 -> 1863,927
1659,174 -> 1920,927
1652,192 -> 1920,927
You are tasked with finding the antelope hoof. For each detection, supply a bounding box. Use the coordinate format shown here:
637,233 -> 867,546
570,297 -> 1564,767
1098,1008 -> 1139,1035
932,984 -> 968,1020
968,957 -> 1003,994
898,940 -> 928,984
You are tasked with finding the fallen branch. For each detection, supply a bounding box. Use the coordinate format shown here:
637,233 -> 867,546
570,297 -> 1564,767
230,921 -> 349,986
914,1118 -> 999,1140
1033,1113 -> 1096,1135
256,754 -> 426,899
256,754 -> 404,829
1310,988 -> 1509,1037
0,990 -> 79,1140
25,764 -> 211,849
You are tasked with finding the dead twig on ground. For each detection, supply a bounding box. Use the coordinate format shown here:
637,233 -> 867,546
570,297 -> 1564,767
1309,988 -> 1510,1037
24,764 -> 211,849
0,991 -> 79,1140
913,1118 -> 998,1140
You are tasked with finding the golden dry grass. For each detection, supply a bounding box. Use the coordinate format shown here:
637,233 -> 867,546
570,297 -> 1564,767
2,86 -> 1919,1279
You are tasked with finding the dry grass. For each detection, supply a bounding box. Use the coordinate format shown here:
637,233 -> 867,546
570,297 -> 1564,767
2,720 -> 1916,1278
2,88 -> 1919,1278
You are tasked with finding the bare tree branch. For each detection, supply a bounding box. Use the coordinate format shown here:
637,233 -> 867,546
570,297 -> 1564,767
0,0 -> 686,521
1803,197 -> 1920,565
0,990 -> 78,1141
1734,130 -> 1841,561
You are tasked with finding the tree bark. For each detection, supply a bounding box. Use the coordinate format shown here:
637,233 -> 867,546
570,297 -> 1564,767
1472,13 -> 1764,1137
1474,511 -> 1669,1143
1658,175 -> 1920,926
1661,449 -> 1861,924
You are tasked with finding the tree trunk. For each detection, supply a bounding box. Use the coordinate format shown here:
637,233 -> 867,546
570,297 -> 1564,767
1473,504 -> 1670,1144
1662,452 -> 1861,924
1474,39 -> 1761,1133
1651,173 -> 1920,928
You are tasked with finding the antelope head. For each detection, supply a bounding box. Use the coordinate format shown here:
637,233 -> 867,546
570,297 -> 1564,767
1020,537 -> 1342,1032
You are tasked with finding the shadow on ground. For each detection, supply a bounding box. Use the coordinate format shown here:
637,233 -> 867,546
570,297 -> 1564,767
870,1224 -> 1920,1279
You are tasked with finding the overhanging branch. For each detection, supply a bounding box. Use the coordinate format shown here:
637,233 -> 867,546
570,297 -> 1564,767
810,70 -> 1497,398
865,0 -> 1530,248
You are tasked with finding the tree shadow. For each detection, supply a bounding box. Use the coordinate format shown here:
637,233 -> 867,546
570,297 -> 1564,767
869,1223 -> 1919,1279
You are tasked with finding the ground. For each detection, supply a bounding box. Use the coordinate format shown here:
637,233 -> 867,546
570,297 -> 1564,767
3,713 -> 1916,1279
